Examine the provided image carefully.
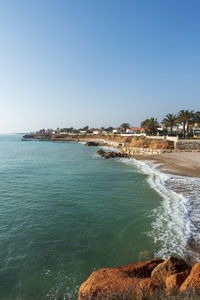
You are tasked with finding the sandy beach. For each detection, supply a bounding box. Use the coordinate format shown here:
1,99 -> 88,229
133,152 -> 200,177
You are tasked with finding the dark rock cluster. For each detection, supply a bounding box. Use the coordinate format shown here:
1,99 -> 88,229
96,149 -> 129,159
85,142 -> 100,146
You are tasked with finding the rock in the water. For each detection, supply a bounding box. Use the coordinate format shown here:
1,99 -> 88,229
180,263 -> 200,292
151,256 -> 191,283
96,149 -> 105,156
96,149 -> 128,159
85,141 -> 99,146
78,259 -> 163,300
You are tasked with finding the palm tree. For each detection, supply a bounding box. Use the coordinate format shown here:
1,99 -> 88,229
192,112 -> 200,137
178,110 -> 194,137
194,111 -> 200,125
120,123 -> 130,133
162,113 -> 177,136
141,118 -> 158,135
141,119 -> 149,134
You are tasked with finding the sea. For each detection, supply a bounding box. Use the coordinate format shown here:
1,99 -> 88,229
0,134 -> 200,300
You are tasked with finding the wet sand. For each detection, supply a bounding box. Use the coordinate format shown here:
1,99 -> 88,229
133,152 -> 200,177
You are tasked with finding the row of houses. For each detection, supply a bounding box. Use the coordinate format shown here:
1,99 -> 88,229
38,124 -> 200,137
158,123 -> 200,137
85,127 -> 145,135
115,124 -> 200,137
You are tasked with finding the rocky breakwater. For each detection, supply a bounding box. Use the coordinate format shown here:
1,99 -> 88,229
85,142 -> 100,146
78,256 -> 200,299
96,149 -> 129,159
22,133 -> 52,141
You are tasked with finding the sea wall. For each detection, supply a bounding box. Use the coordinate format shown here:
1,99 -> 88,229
122,146 -> 173,155
122,136 -> 175,155
176,139 -> 200,151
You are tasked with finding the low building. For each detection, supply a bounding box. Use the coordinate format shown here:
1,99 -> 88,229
112,128 -> 121,134
126,127 -> 144,134
92,129 -> 103,135
79,130 -> 87,134
191,123 -> 200,137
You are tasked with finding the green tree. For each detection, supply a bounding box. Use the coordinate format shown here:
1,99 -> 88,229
178,110 -> 194,137
162,113 -> 177,136
141,118 -> 159,135
120,123 -> 130,133
104,127 -> 113,132
107,126 -> 113,132
194,111 -> 200,125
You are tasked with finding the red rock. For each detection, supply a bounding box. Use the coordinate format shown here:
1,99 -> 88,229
180,263 -> 200,292
151,256 -> 191,283
118,258 -> 164,278
78,259 -> 163,300
166,272 -> 188,295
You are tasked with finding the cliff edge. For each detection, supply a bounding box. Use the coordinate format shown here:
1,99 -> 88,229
78,256 -> 200,299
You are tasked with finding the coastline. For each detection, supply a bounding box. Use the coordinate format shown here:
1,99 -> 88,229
79,149 -> 200,299
22,134 -> 200,178
132,152 -> 200,178
125,152 -> 200,264
18,134 -> 200,297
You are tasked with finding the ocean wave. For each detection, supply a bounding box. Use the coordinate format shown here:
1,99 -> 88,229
119,158 -> 200,264
100,146 -> 121,152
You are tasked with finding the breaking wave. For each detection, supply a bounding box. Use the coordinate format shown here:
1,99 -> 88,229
120,158 -> 200,264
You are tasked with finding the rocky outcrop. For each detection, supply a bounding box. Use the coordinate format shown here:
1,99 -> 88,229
151,256 -> 191,283
124,136 -> 174,150
78,256 -> 199,299
22,134 -> 52,140
166,272 -> 188,295
85,142 -> 99,146
122,136 -> 175,155
180,263 -> 200,292
96,149 -> 129,159
78,259 -> 163,300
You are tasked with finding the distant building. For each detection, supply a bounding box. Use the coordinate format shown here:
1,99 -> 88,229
160,123 -> 200,137
161,124 -> 179,134
112,128 -> 121,134
126,127 -> 144,134
79,130 -> 87,134
92,129 -> 102,135
190,123 -> 200,137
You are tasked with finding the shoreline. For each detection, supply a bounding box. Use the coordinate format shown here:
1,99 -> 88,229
132,152 -> 200,178
22,133 -> 200,177
98,142 -> 200,178
124,152 -> 200,265
22,133 -> 200,178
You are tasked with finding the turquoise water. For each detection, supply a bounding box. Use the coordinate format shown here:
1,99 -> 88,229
0,135 -> 166,299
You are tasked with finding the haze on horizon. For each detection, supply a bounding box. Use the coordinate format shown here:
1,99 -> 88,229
0,0 -> 200,133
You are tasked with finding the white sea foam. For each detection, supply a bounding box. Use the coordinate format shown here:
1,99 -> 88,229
120,158 -> 200,263
78,141 -> 86,145
100,145 -> 120,152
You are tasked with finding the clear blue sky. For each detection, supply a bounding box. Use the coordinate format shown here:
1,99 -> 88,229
0,0 -> 200,133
